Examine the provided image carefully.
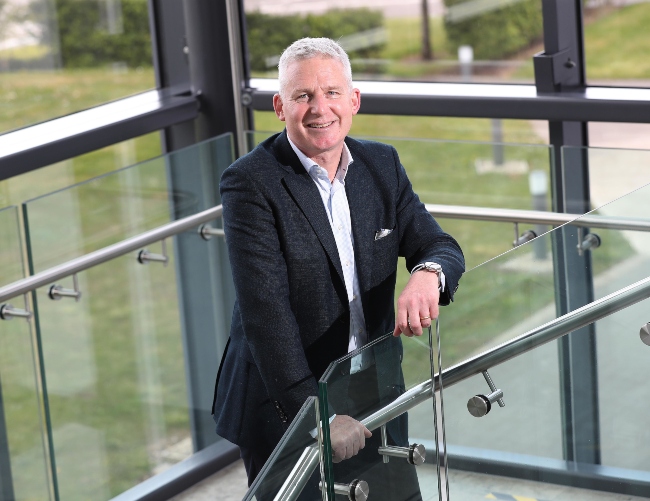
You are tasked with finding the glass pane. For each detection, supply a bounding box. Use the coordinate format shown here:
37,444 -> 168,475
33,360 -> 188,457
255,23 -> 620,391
319,332 -> 445,501
0,206 -> 51,501
0,133 -> 161,209
0,0 -> 156,135
23,133 -> 232,272
243,0 -> 540,84
244,397 -> 323,501
443,304 -> 650,500
563,146 -> 650,212
21,134 -> 235,499
584,2 -> 650,86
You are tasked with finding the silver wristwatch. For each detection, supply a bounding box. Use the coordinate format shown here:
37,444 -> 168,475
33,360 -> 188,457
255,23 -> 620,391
411,262 -> 443,290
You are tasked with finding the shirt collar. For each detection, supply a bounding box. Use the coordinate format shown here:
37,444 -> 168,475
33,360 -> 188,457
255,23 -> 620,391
287,134 -> 354,183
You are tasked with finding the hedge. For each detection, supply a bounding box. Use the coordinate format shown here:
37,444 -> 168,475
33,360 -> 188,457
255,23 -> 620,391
55,0 -> 151,68
54,4 -> 383,71
443,0 -> 543,60
246,9 -> 385,72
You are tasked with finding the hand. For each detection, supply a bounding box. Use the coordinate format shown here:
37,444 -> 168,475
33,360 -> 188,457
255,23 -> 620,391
329,415 -> 372,463
393,270 -> 440,337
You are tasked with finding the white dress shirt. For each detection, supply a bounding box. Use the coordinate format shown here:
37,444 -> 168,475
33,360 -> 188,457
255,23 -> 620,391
287,137 -> 370,373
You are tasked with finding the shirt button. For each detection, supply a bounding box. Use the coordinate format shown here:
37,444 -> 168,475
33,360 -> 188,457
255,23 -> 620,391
353,295 -> 357,300
358,329 -> 363,334
338,225 -> 342,230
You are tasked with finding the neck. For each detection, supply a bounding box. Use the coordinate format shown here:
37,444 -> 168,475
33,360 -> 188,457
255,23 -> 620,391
310,147 -> 343,182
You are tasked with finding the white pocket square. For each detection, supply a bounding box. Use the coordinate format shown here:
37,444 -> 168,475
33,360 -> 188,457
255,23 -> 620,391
374,228 -> 393,240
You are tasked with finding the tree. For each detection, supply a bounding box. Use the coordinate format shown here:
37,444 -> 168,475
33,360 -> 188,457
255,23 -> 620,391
421,0 -> 433,60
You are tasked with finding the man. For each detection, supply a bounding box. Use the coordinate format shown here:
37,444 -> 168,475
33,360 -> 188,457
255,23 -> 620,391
212,37 -> 464,493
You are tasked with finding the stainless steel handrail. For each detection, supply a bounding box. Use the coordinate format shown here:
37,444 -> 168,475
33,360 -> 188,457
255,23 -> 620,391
0,205 -> 223,303
426,204 -> 650,232
4,202 -> 648,305
275,273 -> 650,500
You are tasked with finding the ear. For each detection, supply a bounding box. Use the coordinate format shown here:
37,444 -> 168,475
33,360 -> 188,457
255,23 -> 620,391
351,88 -> 361,116
273,94 -> 286,122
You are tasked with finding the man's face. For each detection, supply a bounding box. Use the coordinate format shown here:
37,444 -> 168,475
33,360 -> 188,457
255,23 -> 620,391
273,57 -> 361,160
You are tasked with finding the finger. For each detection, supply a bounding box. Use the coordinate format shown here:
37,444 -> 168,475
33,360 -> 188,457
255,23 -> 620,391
419,312 -> 432,329
395,302 -> 409,337
408,314 -> 423,336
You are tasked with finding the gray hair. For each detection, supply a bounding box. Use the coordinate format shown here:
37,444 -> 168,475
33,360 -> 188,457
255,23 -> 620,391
277,38 -> 353,97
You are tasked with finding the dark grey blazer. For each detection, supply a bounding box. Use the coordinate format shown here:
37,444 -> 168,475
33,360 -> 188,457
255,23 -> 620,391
212,131 -> 464,456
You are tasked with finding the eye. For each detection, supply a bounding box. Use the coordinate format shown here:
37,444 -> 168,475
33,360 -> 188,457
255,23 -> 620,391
328,91 -> 340,97
295,93 -> 308,102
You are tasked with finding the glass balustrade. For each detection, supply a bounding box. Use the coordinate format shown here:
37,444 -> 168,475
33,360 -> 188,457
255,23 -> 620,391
16,134 -> 235,500
440,183 -> 650,499
244,397 -> 323,501
317,331 -> 445,501
0,206 -> 51,501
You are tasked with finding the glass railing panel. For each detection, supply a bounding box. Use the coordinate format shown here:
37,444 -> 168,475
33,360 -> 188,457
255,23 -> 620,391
443,298 -> 650,499
318,331 -> 444,501
244,396 -> 323,501
19,134 -> 235,499
595,300 -> 650,475
0,205 -> 51,501
22,133 -> 234,272
563,147 -> 650,302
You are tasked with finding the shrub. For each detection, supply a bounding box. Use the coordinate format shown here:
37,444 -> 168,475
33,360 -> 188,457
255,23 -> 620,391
443,0 -> 543,60
246,9 -> 385,72
55,0 -> 152,68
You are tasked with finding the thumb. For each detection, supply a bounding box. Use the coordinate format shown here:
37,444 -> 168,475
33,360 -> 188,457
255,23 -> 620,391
363,426 -> 372,438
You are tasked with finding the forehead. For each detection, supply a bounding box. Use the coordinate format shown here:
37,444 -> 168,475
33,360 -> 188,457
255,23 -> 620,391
284,56 -> 348,88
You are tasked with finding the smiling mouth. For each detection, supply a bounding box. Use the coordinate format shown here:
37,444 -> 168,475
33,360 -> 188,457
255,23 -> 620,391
307,121 -> 334,129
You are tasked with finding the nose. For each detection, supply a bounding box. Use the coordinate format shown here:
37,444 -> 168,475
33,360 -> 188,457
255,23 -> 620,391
309,91 -> 328,115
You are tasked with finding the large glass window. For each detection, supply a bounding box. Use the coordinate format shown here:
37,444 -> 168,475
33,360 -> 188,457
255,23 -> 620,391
584,1 -> 650,86
0,132 -> 161,208
0,0 -> 155,135
243,0 -> 540,84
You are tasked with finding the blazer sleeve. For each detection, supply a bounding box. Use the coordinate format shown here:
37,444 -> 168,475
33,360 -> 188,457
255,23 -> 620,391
220,165 -> 318,423
391,146 -> 465,304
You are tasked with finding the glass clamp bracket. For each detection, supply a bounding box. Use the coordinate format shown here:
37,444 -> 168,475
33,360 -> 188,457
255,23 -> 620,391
639,322 -> 650,346
576,227 -> 601,256
48,273 -> 82,302
198,224 -> 225,241
467,370 -> 505,418
377,424 -> 426,466
319,480 -> 369,501
0,294 -> 32,321
137,238 -> 169,266
513,222 -> 537,247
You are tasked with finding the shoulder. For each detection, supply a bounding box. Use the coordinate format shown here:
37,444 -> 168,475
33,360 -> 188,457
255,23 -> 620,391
345,137 -> 399,172
228,132 -> 283,173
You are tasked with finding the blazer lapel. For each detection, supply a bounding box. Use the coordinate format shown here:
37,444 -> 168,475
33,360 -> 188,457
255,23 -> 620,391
272,133 -> 346,286
344,149 -> 377,293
